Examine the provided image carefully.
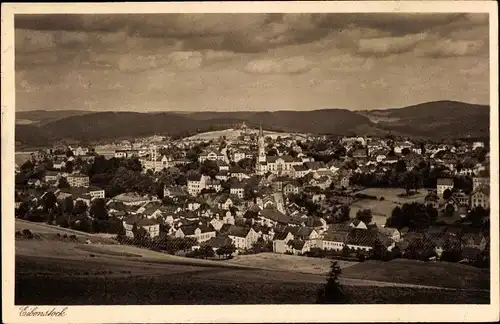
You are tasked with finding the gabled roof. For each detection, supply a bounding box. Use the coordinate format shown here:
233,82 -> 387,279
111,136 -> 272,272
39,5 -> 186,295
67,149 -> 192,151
471,185 -> 490,197
124,215 -> 159,226
112,192 -> 147,202
202,235 -> 233,248
345,229 -> 377,247
67,173 -> 88,179
273,231 -> 291,240
329,223 -> 351,233
293,164 -> 308,171
200,149 -> 223,157
287,239 -> 306,250
304,161 -> 327,170
164,186 -> 187,195
260,208 -> 291,224
267,155 -> 301,163
187,173 -> 203,181
226,225 -> 252,238
294,227 -> 315,238
323,230 -> 348,243
179,223 -> 214,235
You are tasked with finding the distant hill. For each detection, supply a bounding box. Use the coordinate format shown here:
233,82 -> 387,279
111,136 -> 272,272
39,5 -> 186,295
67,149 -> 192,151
15,110 -> 94,126
15,101 -> 489,147
361,101 -> 489,138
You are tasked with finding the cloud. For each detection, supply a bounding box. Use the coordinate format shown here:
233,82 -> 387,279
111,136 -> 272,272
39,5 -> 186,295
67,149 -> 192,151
203,49 -> 236,61
167,51 -> 203,69
356,33 -> 428,56
116,51 -> 204,72
15,29 -> 56,52
415,39 -> 486,58
16,13 -> 487,55
13,13 -> 489,112
244,56 -> 312,74
327,54 -> 375,72
57,30 -> 89,46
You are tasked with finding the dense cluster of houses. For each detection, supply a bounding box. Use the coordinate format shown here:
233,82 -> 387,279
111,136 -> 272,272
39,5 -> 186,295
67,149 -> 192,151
15,124 -> 490,262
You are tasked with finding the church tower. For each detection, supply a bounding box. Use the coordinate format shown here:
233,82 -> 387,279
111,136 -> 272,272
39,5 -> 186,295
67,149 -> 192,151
258,122 -> 266,163
150,145 -> 158,171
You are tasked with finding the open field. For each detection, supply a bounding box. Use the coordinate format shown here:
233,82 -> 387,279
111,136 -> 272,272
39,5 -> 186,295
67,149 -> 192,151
355,187 -> 429,204
342,259 -> 490,290
15,152 -> 34,166
14,219 -> 490,304
16,254 -> 489,305
16,220 -> 116,244
226,253 -> 357,275
349,188 -> 430,223
16,119 -> 37,125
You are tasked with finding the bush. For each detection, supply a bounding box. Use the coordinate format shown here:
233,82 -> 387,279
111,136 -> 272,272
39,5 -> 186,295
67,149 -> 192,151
379,197 -> 385,201
356,251 -> 366,262
69,234 -> 77,241
56,216 -> 70,228
15,231 -> 23,239
22,229 -> 34,239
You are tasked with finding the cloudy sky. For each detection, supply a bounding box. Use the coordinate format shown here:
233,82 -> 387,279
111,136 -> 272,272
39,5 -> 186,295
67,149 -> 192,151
15,13 -> 489,112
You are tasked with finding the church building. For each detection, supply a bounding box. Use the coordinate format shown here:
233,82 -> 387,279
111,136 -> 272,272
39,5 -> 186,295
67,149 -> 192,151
255,124 -> 302,176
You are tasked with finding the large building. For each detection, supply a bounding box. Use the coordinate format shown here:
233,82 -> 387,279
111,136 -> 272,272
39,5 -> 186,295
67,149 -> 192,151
473,176 -> 489,191
470,185 -> 490,209
436,178 -> 454,197
140,145 -> 183,173
66,174 -> 90,188
187,174 -> 221,196
255,125 -> 302,176
198,150 -> 227,163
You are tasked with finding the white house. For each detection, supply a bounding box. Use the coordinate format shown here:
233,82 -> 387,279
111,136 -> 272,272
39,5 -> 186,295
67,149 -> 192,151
123,216 -> 160,238
199,150 -> 226,163
175,225 -> 217,243
437,178 -> 454,197
226,226 -> 260,250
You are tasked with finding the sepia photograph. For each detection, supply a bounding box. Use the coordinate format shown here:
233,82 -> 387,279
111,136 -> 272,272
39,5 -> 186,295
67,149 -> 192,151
2,1 -> 499,323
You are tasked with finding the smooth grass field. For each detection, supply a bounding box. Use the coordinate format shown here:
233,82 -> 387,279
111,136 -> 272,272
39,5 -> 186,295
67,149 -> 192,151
349,187 -> 430,223
355,187 -> 429,204
226,252 -> 358,275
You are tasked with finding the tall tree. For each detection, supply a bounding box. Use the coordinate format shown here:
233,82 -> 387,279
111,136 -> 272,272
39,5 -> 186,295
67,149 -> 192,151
21,160 -> 34,172
443,188 -> 453,200
356,209 -> 372,225
57,177 -> 71,189
74,200 -> 88,215
65,160 -> 74,174
42,191 -> 58,213
316,261 -> 348,304
62,196 -> 74,214
90,198 -> 109,220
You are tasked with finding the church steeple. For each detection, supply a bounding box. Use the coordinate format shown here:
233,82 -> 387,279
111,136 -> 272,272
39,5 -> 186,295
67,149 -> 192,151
258,121 -> 266,164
